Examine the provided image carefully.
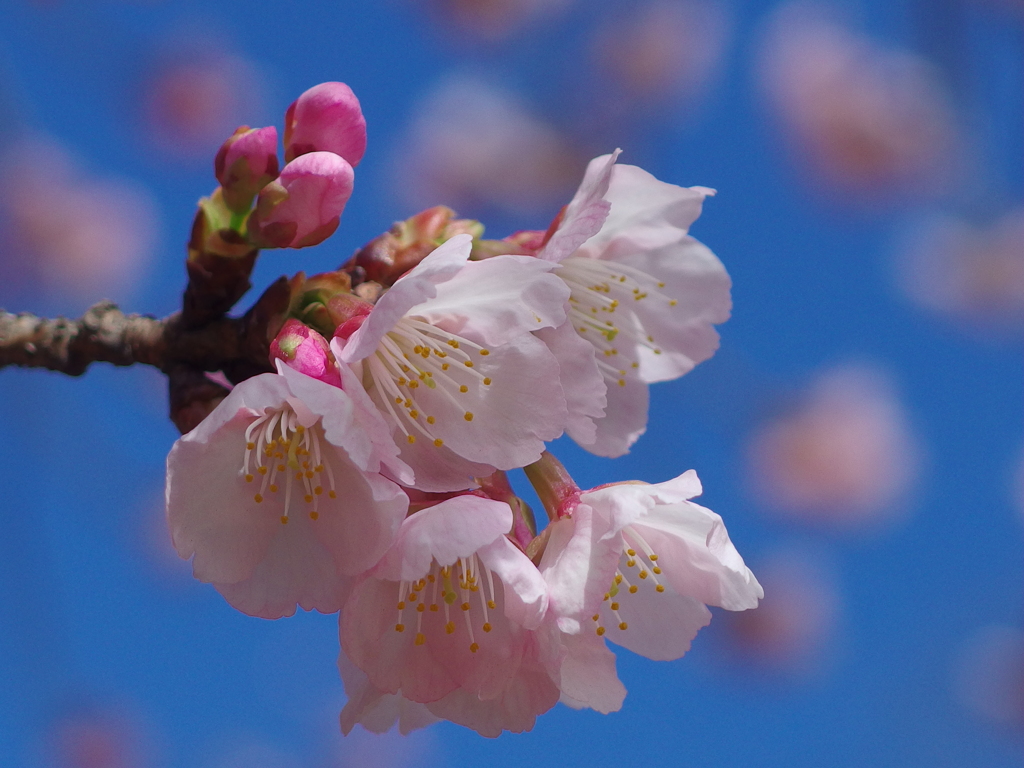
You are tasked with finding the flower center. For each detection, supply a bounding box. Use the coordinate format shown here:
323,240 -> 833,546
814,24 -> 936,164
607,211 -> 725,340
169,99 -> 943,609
592,525 -> 664,636
392,554 -> 498,654
241,405 -> 337,524
364,317 -> 493,447
557,256 -> 676,387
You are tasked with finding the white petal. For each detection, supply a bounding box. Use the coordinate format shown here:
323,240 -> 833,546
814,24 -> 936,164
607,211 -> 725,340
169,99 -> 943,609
535,322 -> 606,447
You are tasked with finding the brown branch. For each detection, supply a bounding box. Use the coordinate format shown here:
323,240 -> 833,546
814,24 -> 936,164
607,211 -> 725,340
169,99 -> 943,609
0,300 -> 273,378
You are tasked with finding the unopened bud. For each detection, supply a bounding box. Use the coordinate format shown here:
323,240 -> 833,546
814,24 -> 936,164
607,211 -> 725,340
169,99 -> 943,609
269,319 -> 342,387
289,270 -> 354,337
348,206 -> 484,286
284,82 -> 367,166
247,151 -> 354,249
327,293 -> 374,341
214,126 -> 280,214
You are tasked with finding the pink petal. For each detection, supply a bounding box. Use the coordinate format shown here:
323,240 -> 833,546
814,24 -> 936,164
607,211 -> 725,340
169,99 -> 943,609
537,151 -> 620,263
554,629 -> 626,714
535,321 -> 606,446
339,234 -> 473,363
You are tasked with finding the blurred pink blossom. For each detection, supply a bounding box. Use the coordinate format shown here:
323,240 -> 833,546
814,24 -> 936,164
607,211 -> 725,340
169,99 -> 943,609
142,47 -> 266,157
897,209 -> 1024,332
718,549 -> 840,673
591,0 -> 730,109
393,77 -> 584,217
0,137 -> 158,300
45,706 -> 156,768
747,365 -> 919,528
417,0 -> 574,40
757,2 -> 957,197
956,625 -> 1024,732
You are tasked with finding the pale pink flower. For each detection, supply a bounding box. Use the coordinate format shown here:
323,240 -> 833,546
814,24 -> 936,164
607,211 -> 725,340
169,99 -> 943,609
538,471 -> 761,678
394,77 -> 583,217
897,209 -> 1024,332
283,82 -> 367,166
214,125 -> 280,213
758,2 -> 956,196
166,362 -> 411,618
956,625 -> 1024,731
334,234 -> 571,492
339,494 -> 560,736
747,365 -> 919,526
532,152 -> 731,456
247,151 -> 355,249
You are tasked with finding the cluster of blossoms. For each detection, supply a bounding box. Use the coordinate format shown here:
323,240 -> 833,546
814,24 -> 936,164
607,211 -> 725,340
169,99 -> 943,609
166,82 -> 762,737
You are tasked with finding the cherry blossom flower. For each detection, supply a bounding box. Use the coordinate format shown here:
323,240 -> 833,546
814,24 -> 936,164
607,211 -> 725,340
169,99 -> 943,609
527,152 -> 731,456
334,233 -> 571,492
339,494 -> 560,736
165,362 -> 411,619
538,469 -> 761,685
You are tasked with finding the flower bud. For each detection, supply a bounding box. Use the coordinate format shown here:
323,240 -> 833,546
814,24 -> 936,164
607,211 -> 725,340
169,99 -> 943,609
269,318 -> 342,387
347,206 -> 484,285
283,82 -> 367,166
214,126 -> 280,213
247,151 -> 354,249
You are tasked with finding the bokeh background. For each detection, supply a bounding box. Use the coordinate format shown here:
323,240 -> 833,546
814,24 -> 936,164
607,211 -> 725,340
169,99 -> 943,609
1,1 -> 1021,766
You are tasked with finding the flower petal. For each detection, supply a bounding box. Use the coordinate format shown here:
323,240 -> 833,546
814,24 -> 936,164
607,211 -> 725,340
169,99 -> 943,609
412,254 -> 569,347
338,650 -> 438,735
340,234 -> 473,362
581,368 -> 649,458
537,151 -> 619,263
554,629 -> 626,714
477,536 -> 548,630
535,322 -> 606,447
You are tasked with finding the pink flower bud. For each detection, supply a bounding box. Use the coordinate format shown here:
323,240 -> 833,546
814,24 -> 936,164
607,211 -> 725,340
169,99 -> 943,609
283,82 -> 367,166
214,126 -> 280,213
269,319 -> 342,387
247,151 -> 354,249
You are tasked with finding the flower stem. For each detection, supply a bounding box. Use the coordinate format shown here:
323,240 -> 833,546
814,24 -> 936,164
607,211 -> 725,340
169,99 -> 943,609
523,451 -> 580,521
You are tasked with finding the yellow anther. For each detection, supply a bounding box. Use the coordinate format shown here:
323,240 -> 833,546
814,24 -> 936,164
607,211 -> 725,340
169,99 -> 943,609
304,494 -> 313,503
258,466 -> 268,475
464,412 -> 474,422
464,361 -> 474,368
430,604 -> 439,612
618,380 -> 626,387
639,571 -> 648,579
246,442 -> 256,450
627,549 -> 636,556
395,624 -> 405,632
416,603 -> 426,613
269,484 -> 278,493
309,511 -> 319,521
649,554 -> 658,561
470,642 -> 480,653
295,425 -> 304,433
487,600 -> 496,610
407,435 -> 416,444
615,575 -> 623,584
277,464 -> 286,472
427,574 -> 436,582
409,410 -> 419,419
305,471 -> 314,479
629,585 -> 638,594
654,349 -> 662,355
593,614 -> 600,621
447,339 -> 459,348
626,559 -> 636,567
618,622 -> 628,630
652,567 -> 662,574
596,627 -> 606,636
280,515 -> 288,524
434,439 -> 444,447
479,349 -> 489,356
445,621 -> 456,634
409,380 -> 419,389
328,490 -> 337,499
397,601 -> 406,610
295,471 -> 303,480
610,602 -> 619,611
404,399 -> 413,408
669,300 -> 677,306
459,385 -> 468,393
461,602 -> 471,611
482,622 -> 492,633
254,494 -> 264,503
632,362 -> 639,368
483,377 -> 491,385
656,584 -> 665,593
442,363 -> 450,370
314,486 -> 323,495
415,633 -> 426,646
245,474 -> 254,483
426,415 -> 435,424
